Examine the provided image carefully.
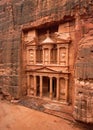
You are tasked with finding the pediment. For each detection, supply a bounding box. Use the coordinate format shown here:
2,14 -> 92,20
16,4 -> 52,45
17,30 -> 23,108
24,37 -> 37,47
33,67 -> 61,73
55,32 -> 71,43
41,36 -> 55,44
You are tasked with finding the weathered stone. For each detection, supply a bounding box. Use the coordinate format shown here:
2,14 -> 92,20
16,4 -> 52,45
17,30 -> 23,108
0,0 -> 93,124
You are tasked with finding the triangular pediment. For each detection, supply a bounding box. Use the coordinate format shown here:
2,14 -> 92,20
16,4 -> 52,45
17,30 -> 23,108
33,67 -> 61,73
41,36 -> 55,44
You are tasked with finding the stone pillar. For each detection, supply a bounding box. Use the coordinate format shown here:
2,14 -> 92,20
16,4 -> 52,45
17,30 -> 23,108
49,48 -> 51,64
34,48 -> 36,64
34,75 -> 37,96
65,77 -> 68,102
66,46 -> 69,66
40,76 -> 43,97
57,47 -> 60,64
43,49 -> 44,64
27,74 -> 30,95
27,49 -> 29,64
56,77 -> 60,100
50,77 -> 53,99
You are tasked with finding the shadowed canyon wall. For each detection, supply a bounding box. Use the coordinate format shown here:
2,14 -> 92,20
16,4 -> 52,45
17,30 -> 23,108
0,0 -> 93,123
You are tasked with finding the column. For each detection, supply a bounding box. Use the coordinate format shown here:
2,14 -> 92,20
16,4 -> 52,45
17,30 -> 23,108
66,46 -> 69,66
34,48 -> 36,64
40,76 -> 43,97
43,48 -> 44,64
56,77 -> 60,100
27,74 -> 30,95
50,77 -> 53,99
49,48 -> 51,64
34,75 -> 37,96
65,77 -> 68,102
27,49 -> 29,64
57,47 -> 60,64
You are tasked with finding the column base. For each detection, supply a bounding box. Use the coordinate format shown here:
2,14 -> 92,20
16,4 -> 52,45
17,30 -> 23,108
34,89 -> 37,96
40,93 -> 43,97
56,97 -> 60,101
27,89 -> 30,95
50,93 -> 53,99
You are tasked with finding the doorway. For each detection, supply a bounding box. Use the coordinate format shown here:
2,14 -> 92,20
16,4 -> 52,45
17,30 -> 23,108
43,76 -> 50,97
52,77 -> 57,99
36,76 -> 40,96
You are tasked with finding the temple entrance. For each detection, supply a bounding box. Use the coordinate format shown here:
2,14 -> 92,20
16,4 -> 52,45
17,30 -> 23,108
52,77 -> 57,99
35,76 -> 57,99
42,76 -> 57,99
43,76 -> 50,97
27,74 -> 69,102
36,76 -> 40,96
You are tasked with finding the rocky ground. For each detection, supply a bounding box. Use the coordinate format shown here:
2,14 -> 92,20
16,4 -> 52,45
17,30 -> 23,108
18,96 -> 73,122
0,99 -> 93,130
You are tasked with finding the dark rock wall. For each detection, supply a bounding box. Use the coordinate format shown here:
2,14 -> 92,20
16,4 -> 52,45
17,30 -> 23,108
0,1 -> 21,99
0,0 -> 93,123
74,17 -> 93,123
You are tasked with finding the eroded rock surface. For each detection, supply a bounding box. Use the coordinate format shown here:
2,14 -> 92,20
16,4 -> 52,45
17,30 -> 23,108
74,29 -> 93,123
0,0 -> 93,123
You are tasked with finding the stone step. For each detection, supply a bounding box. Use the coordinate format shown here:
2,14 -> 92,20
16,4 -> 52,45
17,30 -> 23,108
18,96 -> 74,122
44,109 -> 74,122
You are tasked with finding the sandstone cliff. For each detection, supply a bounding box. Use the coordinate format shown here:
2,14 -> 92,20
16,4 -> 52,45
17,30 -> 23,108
0,0 -> 93,123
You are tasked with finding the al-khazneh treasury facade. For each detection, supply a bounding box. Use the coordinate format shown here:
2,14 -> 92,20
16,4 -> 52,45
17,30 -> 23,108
0,0 -> 93,124
22,24 -> 71,103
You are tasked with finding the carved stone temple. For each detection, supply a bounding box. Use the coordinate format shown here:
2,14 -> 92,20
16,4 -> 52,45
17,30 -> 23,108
22,26 -> 71,103
0,0 -> 93,124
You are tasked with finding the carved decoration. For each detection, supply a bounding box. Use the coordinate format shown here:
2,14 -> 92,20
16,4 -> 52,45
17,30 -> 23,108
55,32 -> 71,43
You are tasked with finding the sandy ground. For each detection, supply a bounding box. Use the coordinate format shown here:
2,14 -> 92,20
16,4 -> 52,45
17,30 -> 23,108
0,100 -> 89,130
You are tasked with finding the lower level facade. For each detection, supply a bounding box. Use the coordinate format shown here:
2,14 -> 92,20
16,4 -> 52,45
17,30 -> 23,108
27,68 -> 69,103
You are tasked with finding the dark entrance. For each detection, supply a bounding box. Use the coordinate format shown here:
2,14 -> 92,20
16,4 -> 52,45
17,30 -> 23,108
43,76 -> 50,97
36,76 -> 40,96
52,77 -> 57,99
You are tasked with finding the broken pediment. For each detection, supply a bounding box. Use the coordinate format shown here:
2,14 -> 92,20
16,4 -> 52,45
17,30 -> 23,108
55,32 -> 71,43
24,29 -> 38,47
24,37 -> 37,47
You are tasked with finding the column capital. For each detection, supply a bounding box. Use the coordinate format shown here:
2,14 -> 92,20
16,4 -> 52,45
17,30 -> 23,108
57,47 -> 59,49
27,73 -> 30,76
57,76 -> 60,79
57,44 -> 60,48
49,76 -> 53,79
33,74 -> 36,77
40,75 -> 43,78
64,76 -> 69,80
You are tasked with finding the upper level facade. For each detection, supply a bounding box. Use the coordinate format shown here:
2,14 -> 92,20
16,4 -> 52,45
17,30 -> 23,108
23,24 -> 71,74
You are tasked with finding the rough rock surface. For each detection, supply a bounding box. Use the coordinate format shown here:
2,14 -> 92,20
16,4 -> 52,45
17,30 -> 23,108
0,0 -> 93,123
74,29 -> 93,123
